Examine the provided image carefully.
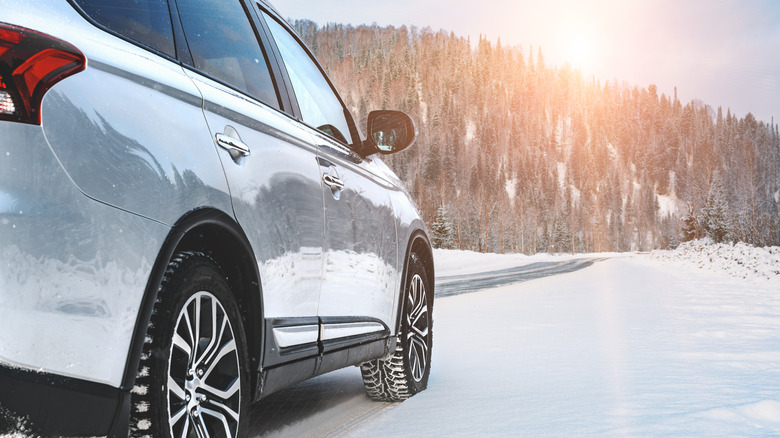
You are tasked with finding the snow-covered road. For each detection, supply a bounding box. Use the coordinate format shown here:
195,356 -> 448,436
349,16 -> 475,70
251,251 -> 780,437
436,257 -> 607,297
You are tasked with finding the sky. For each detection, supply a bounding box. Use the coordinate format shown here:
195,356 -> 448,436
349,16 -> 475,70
275,0 -> 780,125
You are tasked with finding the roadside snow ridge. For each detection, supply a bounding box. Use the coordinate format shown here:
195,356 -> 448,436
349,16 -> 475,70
653,239 -> 780,281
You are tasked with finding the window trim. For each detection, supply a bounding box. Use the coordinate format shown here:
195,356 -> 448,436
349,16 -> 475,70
252,3 -> 363,149
243,0 -> 298,118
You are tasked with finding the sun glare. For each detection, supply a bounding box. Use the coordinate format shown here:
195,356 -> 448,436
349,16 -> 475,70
568,38 -> 590,65
563,35 -> 595,72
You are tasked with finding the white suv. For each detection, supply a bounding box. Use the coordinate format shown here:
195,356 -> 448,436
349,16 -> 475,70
0,1 -> 433,436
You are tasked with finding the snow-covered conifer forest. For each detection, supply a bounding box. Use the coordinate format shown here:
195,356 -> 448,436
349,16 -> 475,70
291,20 -> 780,253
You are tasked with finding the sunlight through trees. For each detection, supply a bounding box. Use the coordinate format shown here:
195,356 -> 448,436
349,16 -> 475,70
293,20 -> 780,252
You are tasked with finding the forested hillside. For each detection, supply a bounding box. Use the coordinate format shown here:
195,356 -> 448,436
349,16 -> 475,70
292,20 -> 780,253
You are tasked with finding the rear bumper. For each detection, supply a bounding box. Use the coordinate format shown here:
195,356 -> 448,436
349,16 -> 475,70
0,363 -> 129,437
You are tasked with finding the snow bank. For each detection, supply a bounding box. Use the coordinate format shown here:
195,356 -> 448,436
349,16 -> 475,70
652,239 -> 780,282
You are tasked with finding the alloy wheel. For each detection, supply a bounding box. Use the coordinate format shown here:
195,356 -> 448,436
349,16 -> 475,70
406,273 -> 430,383
167,291 -> 241,438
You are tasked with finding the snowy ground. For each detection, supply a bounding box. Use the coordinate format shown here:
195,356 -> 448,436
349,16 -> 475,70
250,243 -> 780,437
4,243 -> 779,437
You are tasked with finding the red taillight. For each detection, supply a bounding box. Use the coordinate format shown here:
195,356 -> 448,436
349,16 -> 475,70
0,23 -> 85,125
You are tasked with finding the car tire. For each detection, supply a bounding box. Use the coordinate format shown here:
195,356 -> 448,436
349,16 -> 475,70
130,251 -> 248,438
360,252 -> 433,401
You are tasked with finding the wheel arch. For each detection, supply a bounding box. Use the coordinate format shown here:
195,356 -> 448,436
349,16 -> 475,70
393,228 -> 434,334
121,208 -> 264,399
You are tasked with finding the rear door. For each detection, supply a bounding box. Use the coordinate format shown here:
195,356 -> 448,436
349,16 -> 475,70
175,0 -> 324,366
258,9 -> 399,348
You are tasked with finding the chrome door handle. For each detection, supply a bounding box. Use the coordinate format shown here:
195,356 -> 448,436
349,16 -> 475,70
216,133 -> 250,160
322,174 -> 345,191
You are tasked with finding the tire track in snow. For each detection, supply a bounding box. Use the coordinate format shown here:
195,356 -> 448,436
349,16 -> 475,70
435,257 -> 609,297
248,367 -> 392,437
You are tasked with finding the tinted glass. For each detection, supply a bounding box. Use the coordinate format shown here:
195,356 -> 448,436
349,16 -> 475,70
178,0 -> 279,109
73,0 -> 175,56
262,11 -> 353,145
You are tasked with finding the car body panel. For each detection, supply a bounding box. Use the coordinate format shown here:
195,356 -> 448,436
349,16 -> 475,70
379,157 -> 433,324
0,120 -> 170,387
314,132 -> 399,330
39,16 -> 233,226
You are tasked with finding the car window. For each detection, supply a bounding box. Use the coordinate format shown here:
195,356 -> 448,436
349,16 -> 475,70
261,11 -> 354,145
177,0 -> 280,109
73,0 -> 175,56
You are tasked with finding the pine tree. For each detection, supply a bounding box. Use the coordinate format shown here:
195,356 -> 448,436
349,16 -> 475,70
431,206 -> 455,249
700,172 -> 731,243
681,202 -> 699,241
552,215 -> 570,253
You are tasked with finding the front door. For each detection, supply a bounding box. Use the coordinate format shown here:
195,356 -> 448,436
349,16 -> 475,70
260,11 -> 399,348
315,132 -> 399,345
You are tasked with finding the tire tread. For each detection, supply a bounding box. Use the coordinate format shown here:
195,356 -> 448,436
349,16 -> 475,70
360,252 -> 432,402
129,251 -> 217,437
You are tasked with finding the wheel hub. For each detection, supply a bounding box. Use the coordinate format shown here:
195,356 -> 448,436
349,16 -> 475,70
185,370 -> 206,411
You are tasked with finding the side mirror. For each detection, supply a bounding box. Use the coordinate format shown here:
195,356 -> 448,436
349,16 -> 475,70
363,110 -> 416,155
